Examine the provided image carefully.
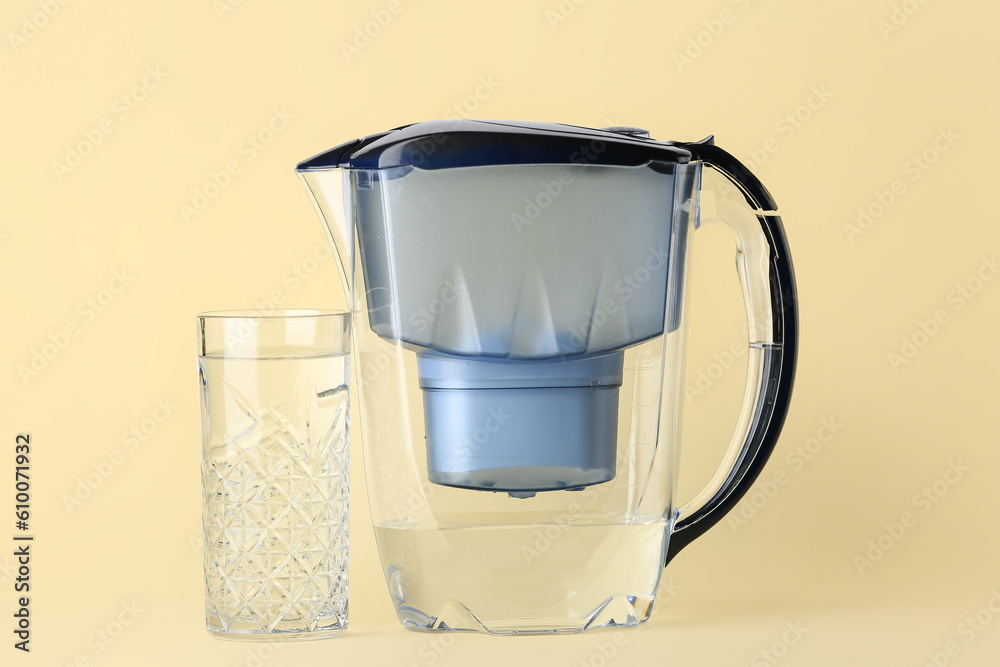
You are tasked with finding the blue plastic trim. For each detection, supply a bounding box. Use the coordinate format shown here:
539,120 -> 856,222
295,120 -> 692,171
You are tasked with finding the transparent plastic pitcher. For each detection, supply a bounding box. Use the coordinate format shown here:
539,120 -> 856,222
296,120 -> 797,634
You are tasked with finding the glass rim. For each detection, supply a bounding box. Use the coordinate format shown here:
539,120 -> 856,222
197,308 -> 349,321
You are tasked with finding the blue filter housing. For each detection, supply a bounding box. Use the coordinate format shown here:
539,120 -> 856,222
418,353 -> 624,494
298,120 -> 695,493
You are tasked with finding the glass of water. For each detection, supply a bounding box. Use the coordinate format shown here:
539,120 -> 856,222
198,310 -> 350,639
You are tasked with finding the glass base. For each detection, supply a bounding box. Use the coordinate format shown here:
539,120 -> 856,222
397,594 -> 655,636
208,626 -> 346,641
206,609 -> 347,640
376,520 -> 667,636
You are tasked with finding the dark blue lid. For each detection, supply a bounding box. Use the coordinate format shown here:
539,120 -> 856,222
296,119 -> 692,171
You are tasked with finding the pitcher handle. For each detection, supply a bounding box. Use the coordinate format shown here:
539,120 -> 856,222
665,139 -> 799,564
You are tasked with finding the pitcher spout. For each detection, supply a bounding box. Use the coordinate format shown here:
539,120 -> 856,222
296,165 -> 353,304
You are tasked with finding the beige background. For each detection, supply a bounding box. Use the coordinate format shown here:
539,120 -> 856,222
3,0 -> 999,664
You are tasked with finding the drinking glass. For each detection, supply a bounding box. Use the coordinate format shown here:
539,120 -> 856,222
198,310 -> 350,639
